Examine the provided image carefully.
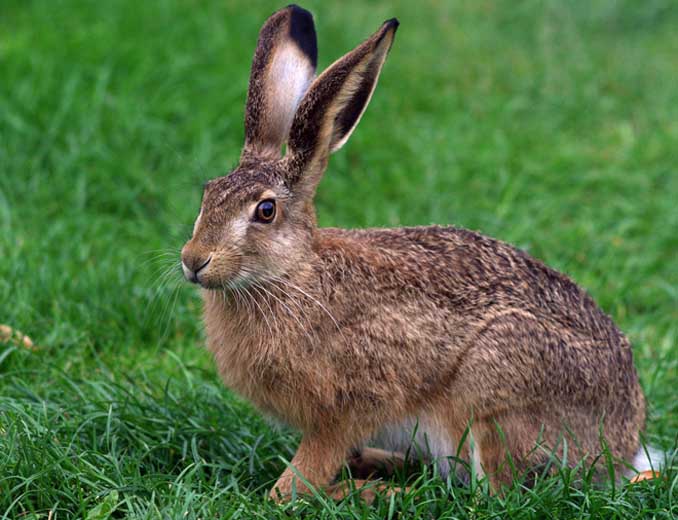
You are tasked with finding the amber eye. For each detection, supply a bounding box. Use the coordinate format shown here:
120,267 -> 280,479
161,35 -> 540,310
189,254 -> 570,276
255,199 -> 276,223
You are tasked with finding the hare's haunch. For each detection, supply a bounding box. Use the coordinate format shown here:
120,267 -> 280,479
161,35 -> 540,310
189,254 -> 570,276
179,4 -> 657,501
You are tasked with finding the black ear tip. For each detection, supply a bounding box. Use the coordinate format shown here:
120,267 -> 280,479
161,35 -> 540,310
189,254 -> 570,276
287,4 -> 313,20
374,18 -> 399,46
287,5 -> 318,69
285,4 -> 315,29
384,18 -> 400,30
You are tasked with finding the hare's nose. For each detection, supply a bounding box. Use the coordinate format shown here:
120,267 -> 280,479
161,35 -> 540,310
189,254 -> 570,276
181,253 -> 212,284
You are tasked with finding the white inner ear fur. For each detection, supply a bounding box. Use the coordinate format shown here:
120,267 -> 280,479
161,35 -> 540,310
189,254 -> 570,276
267,42 -> 315,144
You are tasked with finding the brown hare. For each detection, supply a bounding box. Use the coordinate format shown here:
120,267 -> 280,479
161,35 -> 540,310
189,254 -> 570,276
180,4 -> 660,502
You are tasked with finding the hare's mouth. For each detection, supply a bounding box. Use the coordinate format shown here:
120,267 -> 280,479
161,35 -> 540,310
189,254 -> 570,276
183,251 -> 247,290
181,255 -> 212,284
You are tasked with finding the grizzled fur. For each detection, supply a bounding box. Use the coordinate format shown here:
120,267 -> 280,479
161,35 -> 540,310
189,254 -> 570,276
180,5 -> 646,501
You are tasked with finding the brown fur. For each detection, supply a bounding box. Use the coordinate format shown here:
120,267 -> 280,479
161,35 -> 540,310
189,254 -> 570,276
180,5 -> 646,501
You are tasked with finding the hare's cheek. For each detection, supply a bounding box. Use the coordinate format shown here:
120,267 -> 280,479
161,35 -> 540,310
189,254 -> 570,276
264,233 -> 300,269
192,209 -> 203,236
227,216 -> 250,244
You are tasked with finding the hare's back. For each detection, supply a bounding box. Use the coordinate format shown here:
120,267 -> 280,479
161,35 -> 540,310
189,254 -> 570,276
316,225 -> 622,343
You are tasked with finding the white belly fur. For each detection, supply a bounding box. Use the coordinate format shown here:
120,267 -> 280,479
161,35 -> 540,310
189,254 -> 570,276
370,416 -> 469,478
373,420 -> 665,482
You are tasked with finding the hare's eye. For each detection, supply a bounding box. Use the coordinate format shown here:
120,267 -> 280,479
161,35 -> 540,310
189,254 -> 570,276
255,199 -> 276,223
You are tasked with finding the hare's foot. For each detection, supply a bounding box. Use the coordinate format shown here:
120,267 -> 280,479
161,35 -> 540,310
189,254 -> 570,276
327,478 -> 407,503
270,433 -> 347,503
347,447 -> 406,479
630,470 -> 660,483
268,436 -> 409,504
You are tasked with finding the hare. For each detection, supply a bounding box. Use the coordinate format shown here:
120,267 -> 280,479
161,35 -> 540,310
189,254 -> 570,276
180,5 -> 658,501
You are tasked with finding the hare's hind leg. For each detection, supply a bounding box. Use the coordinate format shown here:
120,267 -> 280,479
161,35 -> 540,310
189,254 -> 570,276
455,312 -> 621,488
471,412 -> 550,490
471,408 -> 599,490
347,447 -> 406,479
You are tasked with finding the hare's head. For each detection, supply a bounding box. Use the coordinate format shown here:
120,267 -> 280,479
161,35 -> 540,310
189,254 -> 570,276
181,5 -> 398,289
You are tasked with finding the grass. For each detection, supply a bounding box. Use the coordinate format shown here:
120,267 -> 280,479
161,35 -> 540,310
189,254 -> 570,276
0,0 -> 676,517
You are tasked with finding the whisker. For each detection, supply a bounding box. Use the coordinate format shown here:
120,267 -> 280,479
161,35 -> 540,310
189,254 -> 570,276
259,285 -> 313,343
266,274 -> 346,343
234,284 -> 254,322
161,275 -> 185,337
223,282 -> 239,314
250,282 -> 280,334
241,283 -> 274,337
144,260 -> 182,329
247,285 -> 275,336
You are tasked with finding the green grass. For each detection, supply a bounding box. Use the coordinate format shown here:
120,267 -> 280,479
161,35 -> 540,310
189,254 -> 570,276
1,0 -> 677,517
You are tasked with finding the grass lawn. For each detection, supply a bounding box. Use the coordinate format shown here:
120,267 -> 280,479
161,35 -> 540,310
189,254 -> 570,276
1,0 -> 677,517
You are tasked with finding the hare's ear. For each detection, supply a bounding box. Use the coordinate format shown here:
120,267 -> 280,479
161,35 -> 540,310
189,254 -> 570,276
243,5 -> 317,159
285,19 -> 398,192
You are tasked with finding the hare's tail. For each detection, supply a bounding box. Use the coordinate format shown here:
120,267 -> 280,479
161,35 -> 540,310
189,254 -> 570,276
625,445 -> 665,481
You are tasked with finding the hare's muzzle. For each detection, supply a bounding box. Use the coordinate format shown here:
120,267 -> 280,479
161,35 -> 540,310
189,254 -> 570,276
181,250 -> 212,285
